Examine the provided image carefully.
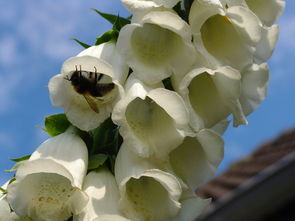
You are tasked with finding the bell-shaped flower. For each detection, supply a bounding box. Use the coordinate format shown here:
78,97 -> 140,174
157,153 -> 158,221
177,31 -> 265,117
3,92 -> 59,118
115,142 -> 182,221
239,63 -> 269,116
220,0 -> 285,26
172,189 -> 211,221
49,51 -> 124,131
255,24 -> 279,63
121,0 -> 181,14
117,10 -> 197,85
169,129 -> 224,191
112,74 -> 192,159
189,0 -> 261,70
7,127 -> 89,221
74,168 -> 128,221
177,66 -> 247,131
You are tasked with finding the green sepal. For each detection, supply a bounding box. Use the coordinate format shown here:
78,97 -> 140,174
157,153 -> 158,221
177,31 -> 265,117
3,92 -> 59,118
9,177 -> 16,184
95,30 -> 118,46
10,155 -> 30,163
88,154 -> 108,170
92,8 -> 130,28
6,155 -> 31,173
44,113 -> 71,137
0,187 -> 7,194
70,38 -> 91,49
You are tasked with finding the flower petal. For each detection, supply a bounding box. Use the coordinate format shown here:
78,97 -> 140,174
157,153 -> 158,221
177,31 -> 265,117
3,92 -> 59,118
112,76 -> 190,158
240,63 -> 269,115
178,67 -> 247,130
121,0 -> 181,13
190,1 -> 261,70
117,10 -> 195,85
169,129 -> 224,190
29,127 -> 88,188
74,169 -> 125,221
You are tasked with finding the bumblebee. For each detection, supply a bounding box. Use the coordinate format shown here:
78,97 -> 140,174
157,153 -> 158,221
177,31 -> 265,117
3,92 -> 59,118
65,65 -> 115,113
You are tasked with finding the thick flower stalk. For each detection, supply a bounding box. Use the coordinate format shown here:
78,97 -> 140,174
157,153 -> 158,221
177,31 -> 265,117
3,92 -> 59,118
6,127 -> 89,221
117,10 -> 197,85
112,75 -> 192,159
48,45 -> 125,131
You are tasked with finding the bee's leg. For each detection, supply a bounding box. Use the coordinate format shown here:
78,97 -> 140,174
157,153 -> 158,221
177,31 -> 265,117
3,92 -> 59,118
79,65 -> 82,77
64,76 -> 70,81
97,74 -> 103,81
75,65 -> 78,72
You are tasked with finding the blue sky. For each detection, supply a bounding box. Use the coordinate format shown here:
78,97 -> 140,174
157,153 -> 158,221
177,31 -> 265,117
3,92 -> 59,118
0,0 -> 294,184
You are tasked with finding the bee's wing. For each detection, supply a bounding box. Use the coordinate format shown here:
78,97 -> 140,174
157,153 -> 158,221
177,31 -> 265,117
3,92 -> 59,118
83,94 -> 99,113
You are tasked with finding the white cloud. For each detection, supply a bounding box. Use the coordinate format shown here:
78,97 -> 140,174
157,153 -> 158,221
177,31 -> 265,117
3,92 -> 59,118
0,35 -> 22,66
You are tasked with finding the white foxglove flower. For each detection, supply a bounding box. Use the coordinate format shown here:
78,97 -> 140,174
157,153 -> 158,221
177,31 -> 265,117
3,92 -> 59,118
177,66 -> 247,131
255,24 -> 279,63
49,54 -> 124,131
117,10 -> 196,85
189,0 -> 261,70
239,63 -> 269,116
74,169 -> 128,221
77,42 -> 129,85
112,75 -> 191,159
220,0 -> 285,26
121,0 -> 181,14
169,129 -> 224,190
172,190 -> 211,221
115,142 -> 182,221
7,127 -> 89,221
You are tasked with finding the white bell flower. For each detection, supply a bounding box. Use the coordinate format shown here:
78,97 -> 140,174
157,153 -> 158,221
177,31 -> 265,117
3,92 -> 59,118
239,63 -> 269,116
189,0 -> 261,70
172,189 -> 211,221
121,0 -> 181,14
255,24 -> 279,64
73,169 -> 128,221
177,66 -> 247,131
169,129 -> 224,191
117,10 -> 197,85
115,142 -> 182,221
112,75 -> 192,159
7,127 -> 89,221
48,55 -> 124,131
220,0 -> 285,26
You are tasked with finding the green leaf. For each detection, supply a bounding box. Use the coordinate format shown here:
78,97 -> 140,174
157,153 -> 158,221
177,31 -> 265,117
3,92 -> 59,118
92,8 -> 130,27
44,114 -> 71,137
95,30 -> 118,46
10,155 -> 30,163
88,154 -> 108,170
0,187 -> 7,194
9,177 -> 16,184
70,38 -> 91,48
